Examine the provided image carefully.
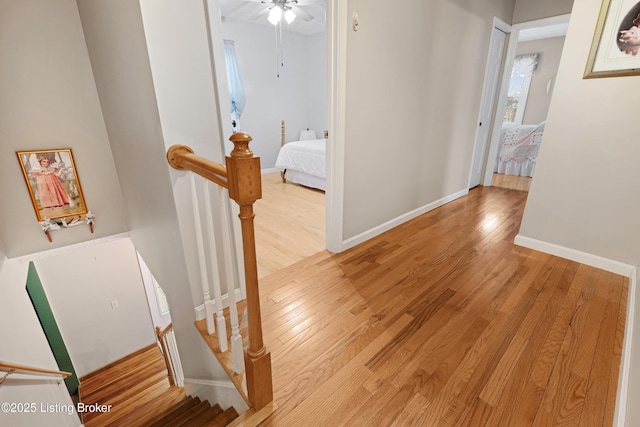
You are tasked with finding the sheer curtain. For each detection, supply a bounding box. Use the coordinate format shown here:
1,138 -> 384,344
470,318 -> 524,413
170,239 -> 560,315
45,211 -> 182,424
504,53 -> 539,124
224,40 -> 246,132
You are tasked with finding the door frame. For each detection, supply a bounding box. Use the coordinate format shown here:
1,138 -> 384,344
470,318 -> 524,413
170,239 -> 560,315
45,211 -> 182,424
469,17 -> 511,189
325,0 -> 348,253
480,13 -> 572,187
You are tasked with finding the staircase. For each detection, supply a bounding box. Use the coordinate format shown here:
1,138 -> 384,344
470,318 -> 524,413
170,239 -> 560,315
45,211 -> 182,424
79,345 -> 238,427
145,396 -> 239,427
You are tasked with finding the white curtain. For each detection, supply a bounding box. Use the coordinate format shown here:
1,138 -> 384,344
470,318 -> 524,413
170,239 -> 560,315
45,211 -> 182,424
224,40 -> 246,131
512,53 -> 539,78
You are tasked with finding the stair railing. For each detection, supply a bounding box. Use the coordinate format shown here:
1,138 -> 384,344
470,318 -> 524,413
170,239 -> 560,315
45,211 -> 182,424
155,323 -> 184,387
166,132 -> 273,411
0,362 -> 71,386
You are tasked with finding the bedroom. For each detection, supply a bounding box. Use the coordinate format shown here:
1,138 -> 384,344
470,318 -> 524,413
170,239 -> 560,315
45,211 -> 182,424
217,0 -> 328,276
491,19 -> 568,192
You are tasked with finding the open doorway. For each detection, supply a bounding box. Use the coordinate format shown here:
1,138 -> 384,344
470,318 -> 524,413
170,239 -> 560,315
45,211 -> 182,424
214,0 -> 328,277
475,14 -> 571,193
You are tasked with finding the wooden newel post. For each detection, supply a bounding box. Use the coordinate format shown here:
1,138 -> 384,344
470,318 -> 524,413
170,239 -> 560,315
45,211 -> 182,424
226,132 -> 273,410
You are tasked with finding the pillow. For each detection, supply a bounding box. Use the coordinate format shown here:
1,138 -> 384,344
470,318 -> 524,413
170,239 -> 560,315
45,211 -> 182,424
299,129 -> 317,141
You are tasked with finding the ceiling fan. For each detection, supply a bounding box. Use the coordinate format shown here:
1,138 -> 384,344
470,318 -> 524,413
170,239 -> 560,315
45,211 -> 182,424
243,0 -> 325,25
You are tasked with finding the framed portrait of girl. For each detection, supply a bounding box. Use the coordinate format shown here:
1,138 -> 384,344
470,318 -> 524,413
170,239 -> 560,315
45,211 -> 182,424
16,148 -> 88,221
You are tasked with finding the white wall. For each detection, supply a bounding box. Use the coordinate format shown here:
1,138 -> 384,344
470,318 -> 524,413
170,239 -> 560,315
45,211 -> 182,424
341,0 -> 515,239
308,31 -> 328,140
33,238 -> 156,377
221,18 -> 327,168
76,0 -> 238,383
513,0 -> 573,23
516,36 -> 566,125
0,0 -> 129,259
0,259 -> 79,426
518,0 -> 640,266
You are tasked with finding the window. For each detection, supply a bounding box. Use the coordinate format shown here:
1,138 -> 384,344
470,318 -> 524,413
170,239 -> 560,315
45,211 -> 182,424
155,282 -> 170,315
504,54 -> 539,124
224,40 -> 246,132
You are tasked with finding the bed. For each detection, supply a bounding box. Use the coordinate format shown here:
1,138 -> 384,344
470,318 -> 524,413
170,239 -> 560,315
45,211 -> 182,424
275,120 -> 327,191
494,121 -> 545,177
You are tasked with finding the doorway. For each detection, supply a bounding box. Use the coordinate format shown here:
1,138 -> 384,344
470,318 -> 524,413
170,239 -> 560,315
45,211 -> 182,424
25,262 -> 80,396
474,14 -> 571,191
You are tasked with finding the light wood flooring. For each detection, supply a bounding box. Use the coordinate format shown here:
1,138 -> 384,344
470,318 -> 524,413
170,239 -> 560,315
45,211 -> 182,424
491,173 -> 532,192
79,345 -> 185,426
247,185 -> 626,426
254,172 -> 325,278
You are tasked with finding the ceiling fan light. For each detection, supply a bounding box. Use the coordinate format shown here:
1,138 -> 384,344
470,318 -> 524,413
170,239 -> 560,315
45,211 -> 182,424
268,6 -> 282,25
284,9 -> 296,24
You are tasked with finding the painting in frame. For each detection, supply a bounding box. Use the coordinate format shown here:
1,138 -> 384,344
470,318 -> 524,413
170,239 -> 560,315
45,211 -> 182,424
16,149 -> 88,222
585,0 -> 640,78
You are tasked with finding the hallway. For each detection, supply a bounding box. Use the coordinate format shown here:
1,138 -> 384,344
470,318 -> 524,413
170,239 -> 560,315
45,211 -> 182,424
254,186 -> 626,426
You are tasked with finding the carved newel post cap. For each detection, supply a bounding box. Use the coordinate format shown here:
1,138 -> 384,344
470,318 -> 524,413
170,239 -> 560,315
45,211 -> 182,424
230,132 -> 253,158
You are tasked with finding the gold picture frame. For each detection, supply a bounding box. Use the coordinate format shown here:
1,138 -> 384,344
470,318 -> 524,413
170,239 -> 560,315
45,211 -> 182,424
585,0 -> 640,78
16,149 -> 88,222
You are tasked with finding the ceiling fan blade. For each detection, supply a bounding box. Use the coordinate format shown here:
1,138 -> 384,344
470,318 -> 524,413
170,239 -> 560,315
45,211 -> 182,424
291,5 -> 315,22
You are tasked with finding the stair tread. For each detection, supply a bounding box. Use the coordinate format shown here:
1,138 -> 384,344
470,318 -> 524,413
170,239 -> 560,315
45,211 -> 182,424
209,406 -> 240,427
167,400 -> 211,427
146,396 -> 201,427
181,403 -> 224,426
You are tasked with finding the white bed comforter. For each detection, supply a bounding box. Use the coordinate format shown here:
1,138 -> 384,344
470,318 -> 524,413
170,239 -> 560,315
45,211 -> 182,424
275,139 -> 326,179
495,122 -> 545,177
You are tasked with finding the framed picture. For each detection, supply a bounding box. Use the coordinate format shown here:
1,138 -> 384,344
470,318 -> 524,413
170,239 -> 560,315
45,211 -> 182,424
16,149 -> 88,222
585,0 -> 640,78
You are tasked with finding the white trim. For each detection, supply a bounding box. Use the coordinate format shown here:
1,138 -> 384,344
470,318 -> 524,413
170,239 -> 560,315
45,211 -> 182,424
514,235 -> 636,277
340,189 -> 469,252
184,377 -> 237,390
469,18 -> 510,188
493,15 -> 511,33
184,377 -> 249,413
325,0 -> 347,253
614,267 -> 637,426
194,288 -> 244,320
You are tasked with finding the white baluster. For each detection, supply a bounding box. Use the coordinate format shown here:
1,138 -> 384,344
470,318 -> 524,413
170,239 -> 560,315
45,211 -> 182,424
190,174 -> 215,335
218,186 -> 245,374
202,178 -> 228,352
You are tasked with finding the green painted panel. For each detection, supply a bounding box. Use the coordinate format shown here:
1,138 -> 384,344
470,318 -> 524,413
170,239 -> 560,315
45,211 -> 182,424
25,262 -> 79,395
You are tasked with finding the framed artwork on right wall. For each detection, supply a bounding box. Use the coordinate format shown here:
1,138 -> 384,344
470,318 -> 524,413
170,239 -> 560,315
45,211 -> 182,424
585,0 -> 640,78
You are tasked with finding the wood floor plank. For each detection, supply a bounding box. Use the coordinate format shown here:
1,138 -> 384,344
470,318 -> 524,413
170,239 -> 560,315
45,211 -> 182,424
219,185 -> 627,426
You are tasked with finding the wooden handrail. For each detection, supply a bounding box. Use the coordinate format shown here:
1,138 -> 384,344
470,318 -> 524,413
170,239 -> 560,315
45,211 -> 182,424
0,362 -> 71,385
167,145 -> 229,188
166,132 -> 273,410
155,324 -> 175,386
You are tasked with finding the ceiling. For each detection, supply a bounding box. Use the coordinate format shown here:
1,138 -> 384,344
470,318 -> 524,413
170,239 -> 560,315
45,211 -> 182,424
218,0 -> 327,35
518,21 -> 569,42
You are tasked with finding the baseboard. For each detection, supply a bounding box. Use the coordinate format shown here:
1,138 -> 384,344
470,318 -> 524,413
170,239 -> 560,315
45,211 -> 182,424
194,288 -> 244,321
614,266 -> 637,426
340,188 -> 469,252
261,167 -> 279,174
184,377 -> 249,413
513,235 -> 636,277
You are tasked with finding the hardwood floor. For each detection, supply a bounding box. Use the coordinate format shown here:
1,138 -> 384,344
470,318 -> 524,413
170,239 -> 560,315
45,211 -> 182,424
491,173 -> 532,192
79,345 -> 185,426
248,185 -> 626,426
254,172 -> 325,278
